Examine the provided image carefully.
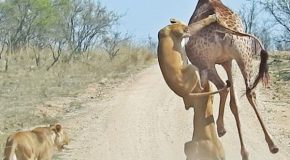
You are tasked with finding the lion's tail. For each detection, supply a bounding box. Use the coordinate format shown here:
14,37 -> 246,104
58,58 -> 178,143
3,136 -> 17,160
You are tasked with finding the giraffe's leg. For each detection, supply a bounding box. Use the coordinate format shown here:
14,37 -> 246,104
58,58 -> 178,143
208,67 -> 229,137
223,61 -> 249,160
235,58 -> 279,154
245,88 -> 278,154
199,69 -> 208,90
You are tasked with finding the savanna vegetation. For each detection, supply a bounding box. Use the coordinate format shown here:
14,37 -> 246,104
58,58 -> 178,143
0,0 -> 155,154
238,0 -> 290,109
0,0 -> 289,157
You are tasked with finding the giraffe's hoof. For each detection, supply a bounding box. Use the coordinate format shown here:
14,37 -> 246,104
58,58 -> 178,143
217,127 -> 227,137
241,149 -> 249,160
217,120 -> 226,137
242,154 -> 249,160
269,145 -> 279,154
226,80 -> 231,87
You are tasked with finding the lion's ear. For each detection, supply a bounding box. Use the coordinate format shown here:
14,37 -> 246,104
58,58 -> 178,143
170,18 -> 184,25
55,124 -> 62,132
170,18 -> 177,24
51,124 -> 62,133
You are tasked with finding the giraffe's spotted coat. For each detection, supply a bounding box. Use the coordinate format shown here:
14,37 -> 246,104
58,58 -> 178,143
185,0 -> 277,159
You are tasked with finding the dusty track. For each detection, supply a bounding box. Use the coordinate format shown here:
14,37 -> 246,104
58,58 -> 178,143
59,63 -> 289,160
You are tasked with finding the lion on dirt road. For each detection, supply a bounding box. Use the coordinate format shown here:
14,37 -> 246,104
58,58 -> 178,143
3,123 -> 68,160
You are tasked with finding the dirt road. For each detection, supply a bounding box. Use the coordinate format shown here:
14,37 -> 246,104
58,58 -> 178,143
59,64 -> 289,160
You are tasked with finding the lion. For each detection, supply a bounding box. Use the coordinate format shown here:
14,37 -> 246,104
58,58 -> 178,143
3,123 -> 68,160
158,15 -> 226,160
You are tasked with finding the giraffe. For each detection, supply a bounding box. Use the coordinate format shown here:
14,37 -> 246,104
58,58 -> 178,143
185,0 -> 278,159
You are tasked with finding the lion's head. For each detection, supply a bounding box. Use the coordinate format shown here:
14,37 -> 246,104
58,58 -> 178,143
158,19 -> 190,40
50,123 -> 69,151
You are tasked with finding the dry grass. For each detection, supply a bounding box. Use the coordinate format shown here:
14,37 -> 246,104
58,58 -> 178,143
258,51 -> 290,150
268,51 -> 290,101
0,45 -> 154,154
271,51 -> 290,60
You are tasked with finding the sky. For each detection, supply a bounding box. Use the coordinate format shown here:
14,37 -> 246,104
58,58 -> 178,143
101,0 -> 247,42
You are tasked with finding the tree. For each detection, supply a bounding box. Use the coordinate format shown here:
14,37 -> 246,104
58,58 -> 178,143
238,0 -> 259,34
0,0 -> 121,53
102,32 -> 130,60
261,0 -> 290,44
0,0 -> 123,68
53,0 -> 121,54
147,35 -> 157,54
0,0 -> 57,53
238,0 -> 273,50
255,23 -> 272,50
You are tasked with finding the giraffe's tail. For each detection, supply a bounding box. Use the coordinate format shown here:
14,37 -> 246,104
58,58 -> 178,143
249,49 -> 270,90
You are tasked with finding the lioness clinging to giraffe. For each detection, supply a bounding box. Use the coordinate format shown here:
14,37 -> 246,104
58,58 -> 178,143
157,14 -> 230,109
186,0 -> 278,160
158,14 -> 227,160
